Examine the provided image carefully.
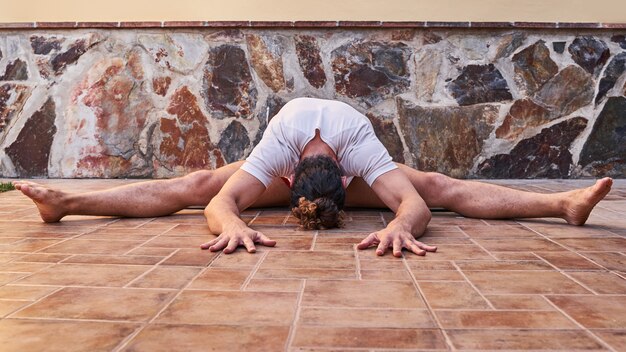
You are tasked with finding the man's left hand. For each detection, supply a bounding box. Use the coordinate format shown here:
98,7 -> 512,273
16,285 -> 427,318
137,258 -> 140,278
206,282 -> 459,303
356,227 -> 437,257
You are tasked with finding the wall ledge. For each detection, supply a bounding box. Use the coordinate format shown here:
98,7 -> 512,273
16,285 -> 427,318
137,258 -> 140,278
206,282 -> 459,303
0,21 -> 625,30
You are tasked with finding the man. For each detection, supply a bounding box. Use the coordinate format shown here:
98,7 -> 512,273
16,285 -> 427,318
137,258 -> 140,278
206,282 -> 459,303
12,98 -> 613,257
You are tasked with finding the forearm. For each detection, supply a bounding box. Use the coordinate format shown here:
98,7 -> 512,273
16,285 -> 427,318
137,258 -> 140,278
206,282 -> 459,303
204,196 -> 248,234
387,197 -> 431,238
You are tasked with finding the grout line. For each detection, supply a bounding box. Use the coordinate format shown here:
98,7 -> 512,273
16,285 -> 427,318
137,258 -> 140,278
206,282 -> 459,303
543,296 -> 618,352
451,261 -> 496,310
402,257 -> 456,351
285,279 -> 306,351
310,230 -> 318,251
241,251 -> 269,290
353,244 -> 362,280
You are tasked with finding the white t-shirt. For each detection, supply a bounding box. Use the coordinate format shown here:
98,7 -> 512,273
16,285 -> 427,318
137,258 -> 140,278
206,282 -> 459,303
240,97 -> 398,187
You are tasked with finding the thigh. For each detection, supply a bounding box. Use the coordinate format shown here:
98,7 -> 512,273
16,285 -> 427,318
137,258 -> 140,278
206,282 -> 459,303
251,178 -> 291,207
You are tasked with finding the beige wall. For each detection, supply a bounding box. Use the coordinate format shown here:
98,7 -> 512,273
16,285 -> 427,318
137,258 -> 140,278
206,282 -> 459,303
1,0 -> 625,23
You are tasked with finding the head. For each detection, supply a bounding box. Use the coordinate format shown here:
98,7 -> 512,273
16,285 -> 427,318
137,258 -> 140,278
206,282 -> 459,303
290,155 -> 346,230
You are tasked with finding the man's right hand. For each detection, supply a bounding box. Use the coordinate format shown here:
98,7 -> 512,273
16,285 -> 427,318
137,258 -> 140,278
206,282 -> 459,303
200,225 -> 276,254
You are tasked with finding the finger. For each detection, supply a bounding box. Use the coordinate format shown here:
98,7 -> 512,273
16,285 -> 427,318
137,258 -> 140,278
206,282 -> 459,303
242,236 -> 257,253
376,236 -> 391,256
392,238 -> 403,258
407,241 -> 427,256
208,236 -> 229,252
223,237 -> 240,254
254,232 -> 276,247
416,241 -> 438,252
200,236 -> 220,250
357,233 -> 379,250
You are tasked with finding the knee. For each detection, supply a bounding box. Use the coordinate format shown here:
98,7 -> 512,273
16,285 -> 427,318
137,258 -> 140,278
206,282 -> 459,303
181,170 -> 219,203
425,172 -> 454,194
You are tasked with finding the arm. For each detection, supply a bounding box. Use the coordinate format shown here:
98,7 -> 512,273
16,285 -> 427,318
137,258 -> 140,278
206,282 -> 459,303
201,169 -> 276,254
356,169 -> 437,257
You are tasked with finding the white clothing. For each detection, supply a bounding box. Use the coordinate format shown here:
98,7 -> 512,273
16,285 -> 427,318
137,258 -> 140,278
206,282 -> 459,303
240,97 -> 397,188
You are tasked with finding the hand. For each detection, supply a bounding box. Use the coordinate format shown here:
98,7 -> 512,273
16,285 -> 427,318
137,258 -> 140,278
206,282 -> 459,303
200,225 -> 276,254
356,227 -> 437,257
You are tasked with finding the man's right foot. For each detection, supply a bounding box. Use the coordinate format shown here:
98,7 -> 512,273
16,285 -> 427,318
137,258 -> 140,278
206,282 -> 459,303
12,181 -> 67,223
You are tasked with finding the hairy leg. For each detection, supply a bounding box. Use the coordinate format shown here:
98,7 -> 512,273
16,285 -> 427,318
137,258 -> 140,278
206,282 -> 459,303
397,164 -> 612,225
12,162 -> 243,222
345,164 -> 612,226
13,161 -> 290,223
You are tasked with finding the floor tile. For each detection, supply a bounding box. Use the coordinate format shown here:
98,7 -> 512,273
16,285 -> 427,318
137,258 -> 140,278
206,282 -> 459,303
418,281 -> 490,309
0,239 -> 62,253
161,248 -> 219,266
123,324 -> 290,352
535,251 -> 605,270
299,307 -> 435,328
155,290 -> 297,325
16,263 -> 150,286
14,287 -> 175,321
580,252 -> 626,271
0,285 -> 58,300
0,261 -> 51,272
187,268 -> 250,290
455,260 -> 552,271
0,319 -> 138,352
411,269 -> 464,281
553,237 -> 626,251
447,329 -> 605,350
129,266 -> 201,289
403,244 -> 493,260
245,278 -> 302,292
255,267 -> 357,279
359,257 -> 409,271
292,327 -> 446,350
567,271 -> 626,294
436,310 -> 577,329
62,254 -> 163,265
464,270 -> 590,294
210,251 -> 262,268
261,250 -> 356,269
302,280 -> 425,308
40,239 -> 144,255
361,270 -> 411,280
16,253 -> 71,262
548,295 -> 626,328
141,236 -> 206,249
460,225 -> 539,238
486,295 -> 553,310
474,238 -> 566,252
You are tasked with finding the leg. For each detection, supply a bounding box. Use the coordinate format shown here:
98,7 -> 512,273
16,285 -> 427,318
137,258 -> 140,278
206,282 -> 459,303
345,164 -> 612,225
13,161 -> 238,222
14,160 -> 292,223
395,164 -> 613,226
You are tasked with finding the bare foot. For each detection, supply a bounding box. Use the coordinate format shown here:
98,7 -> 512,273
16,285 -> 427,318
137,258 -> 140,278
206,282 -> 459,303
12,181 -> 67,223
563,177 -> 613,226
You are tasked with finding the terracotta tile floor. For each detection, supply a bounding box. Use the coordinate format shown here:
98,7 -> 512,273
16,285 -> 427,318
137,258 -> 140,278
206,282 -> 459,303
0,179 -> 625,351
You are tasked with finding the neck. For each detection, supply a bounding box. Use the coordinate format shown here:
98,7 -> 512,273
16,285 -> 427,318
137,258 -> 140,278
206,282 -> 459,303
301,130 -> 337,161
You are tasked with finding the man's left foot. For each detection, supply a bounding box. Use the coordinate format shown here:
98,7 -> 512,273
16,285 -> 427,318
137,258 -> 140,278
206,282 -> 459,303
563,177 -> 613,226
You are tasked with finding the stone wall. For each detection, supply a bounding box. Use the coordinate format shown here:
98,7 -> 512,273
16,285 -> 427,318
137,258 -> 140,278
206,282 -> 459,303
0,27 -> 625,179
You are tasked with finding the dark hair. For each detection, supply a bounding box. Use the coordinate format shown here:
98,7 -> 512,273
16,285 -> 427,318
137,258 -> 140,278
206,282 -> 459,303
290,155 -> 345,230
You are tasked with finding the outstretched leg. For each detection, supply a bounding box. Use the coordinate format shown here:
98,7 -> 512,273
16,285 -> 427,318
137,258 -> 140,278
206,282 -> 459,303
345,164 -> 612,226
13,162 -> 245,222
396,164 -> 612,226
